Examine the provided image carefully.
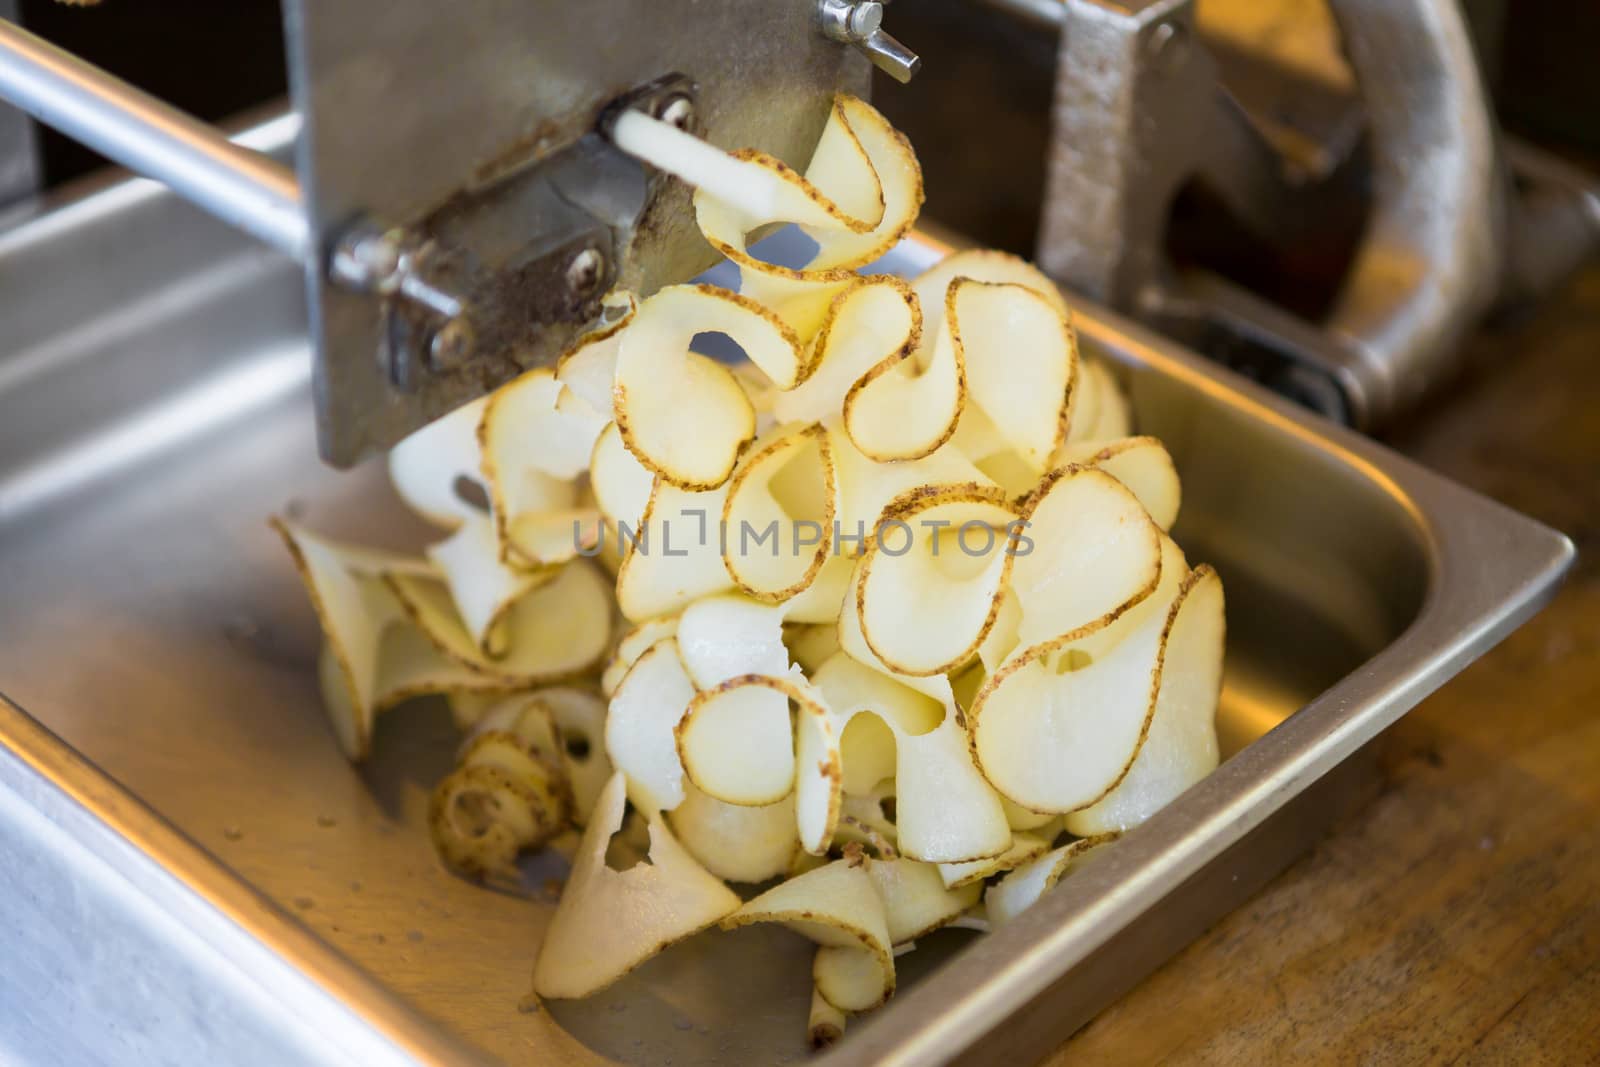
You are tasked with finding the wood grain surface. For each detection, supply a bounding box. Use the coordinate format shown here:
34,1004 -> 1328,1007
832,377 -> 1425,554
1046,269 -> 1600,1065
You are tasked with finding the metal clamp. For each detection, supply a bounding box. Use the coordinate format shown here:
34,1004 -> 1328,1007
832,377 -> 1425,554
1036,0 -> 1514,429
327,151 -> 624,393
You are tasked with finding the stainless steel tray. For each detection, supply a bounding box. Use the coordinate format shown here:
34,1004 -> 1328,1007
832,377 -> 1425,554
0,117 -> 1573,1067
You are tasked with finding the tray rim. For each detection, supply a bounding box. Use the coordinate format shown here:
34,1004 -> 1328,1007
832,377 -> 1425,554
0,210 -> 1574,1066
0,697 -> 484,1067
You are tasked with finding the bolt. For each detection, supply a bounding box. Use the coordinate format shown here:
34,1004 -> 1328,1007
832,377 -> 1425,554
1145,21 -> 1190,74
428,317 -> 476,372
818,0 -> 917,81
819,0 -> 881,43
357,231 -> 404,280
657,94 -> 695,131
848,1 -> 883,38
331,226 -> 405,294
566,247 -> 606,297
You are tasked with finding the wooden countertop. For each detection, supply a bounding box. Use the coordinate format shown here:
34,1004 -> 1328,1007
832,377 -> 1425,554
1047,268 -> 1600,1064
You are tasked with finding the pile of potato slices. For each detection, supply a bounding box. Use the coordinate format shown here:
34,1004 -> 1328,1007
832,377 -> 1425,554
275,94 -> 1225,1048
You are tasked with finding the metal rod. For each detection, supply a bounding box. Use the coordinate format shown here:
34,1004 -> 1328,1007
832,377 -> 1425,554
0,19 -> 308,262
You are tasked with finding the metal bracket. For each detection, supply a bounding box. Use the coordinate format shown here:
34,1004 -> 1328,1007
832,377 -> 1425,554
284,0 -> 868,465
328,139 -> 636,394
329,77 -> 707,394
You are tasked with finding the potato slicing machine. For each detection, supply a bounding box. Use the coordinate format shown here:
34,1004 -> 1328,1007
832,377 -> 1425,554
0,2 -> 1579,1065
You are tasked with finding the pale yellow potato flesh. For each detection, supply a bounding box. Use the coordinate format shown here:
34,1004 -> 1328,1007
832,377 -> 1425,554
275,92 -> 1226,1044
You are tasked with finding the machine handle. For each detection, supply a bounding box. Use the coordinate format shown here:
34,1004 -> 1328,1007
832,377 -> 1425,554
0,18 -> 308,262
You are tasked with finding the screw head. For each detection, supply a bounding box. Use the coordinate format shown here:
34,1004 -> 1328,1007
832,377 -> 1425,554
428,317 -> 476,371
359,230 -> 404,280
658,94 -> 695,131
566,247 -> 606,296
849,1 -> 883,38
331,226 -> 405,294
